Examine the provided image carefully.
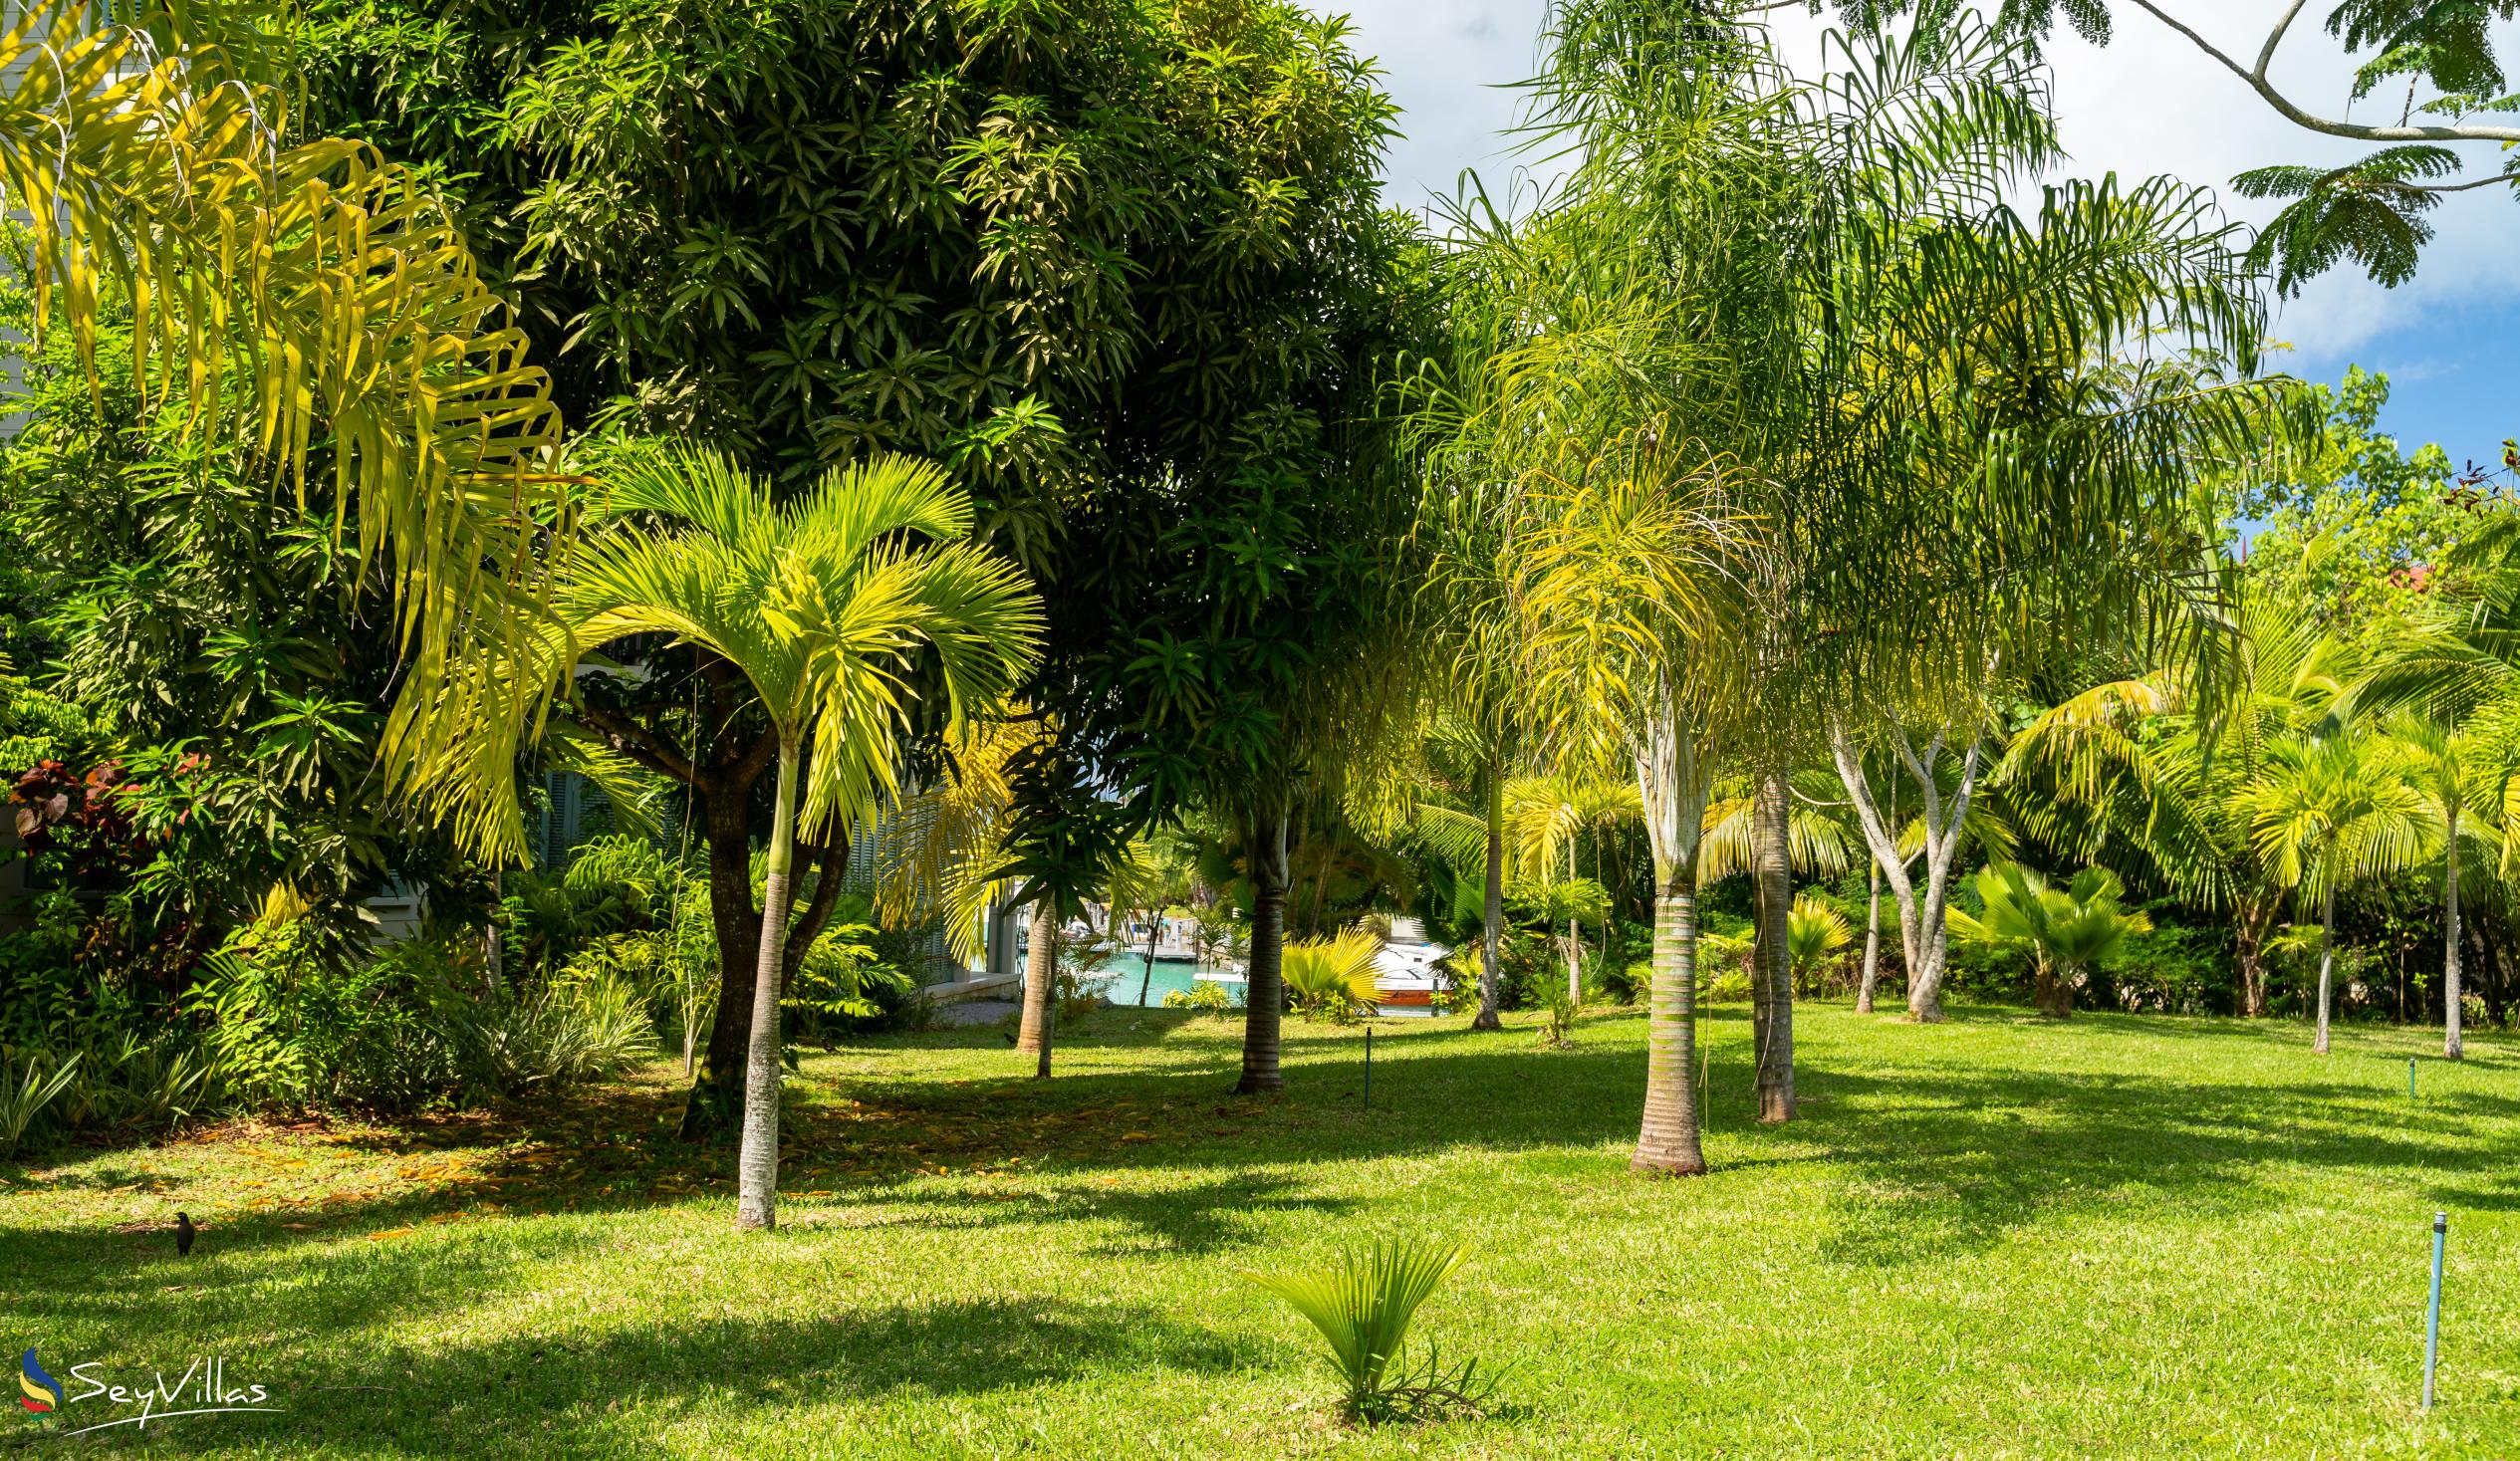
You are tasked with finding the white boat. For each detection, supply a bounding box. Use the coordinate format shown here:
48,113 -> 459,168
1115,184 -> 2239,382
1372,917 -> 1452,1010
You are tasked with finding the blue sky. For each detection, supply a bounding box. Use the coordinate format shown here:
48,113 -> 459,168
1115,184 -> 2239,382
1329,1 -> 2519,466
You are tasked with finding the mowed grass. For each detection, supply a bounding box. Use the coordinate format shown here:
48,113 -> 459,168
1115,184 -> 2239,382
7,1001 -> 2520,1457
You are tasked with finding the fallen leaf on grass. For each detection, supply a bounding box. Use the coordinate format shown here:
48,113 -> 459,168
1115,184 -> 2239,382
368,1228 -> 413,1242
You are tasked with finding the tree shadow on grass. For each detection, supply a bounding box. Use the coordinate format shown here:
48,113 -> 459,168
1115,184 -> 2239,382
35,1296 -> 1245,1459
826,1167 -> 1359,1259
19,1003 -> 2520,1292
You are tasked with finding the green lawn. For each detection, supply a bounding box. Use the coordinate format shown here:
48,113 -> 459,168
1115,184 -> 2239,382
7,1001 -> 2520,1457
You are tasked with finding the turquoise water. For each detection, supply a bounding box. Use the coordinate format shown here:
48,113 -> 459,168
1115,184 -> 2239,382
1091,954 -> 1228,1008
1080,953 -> 1437,1016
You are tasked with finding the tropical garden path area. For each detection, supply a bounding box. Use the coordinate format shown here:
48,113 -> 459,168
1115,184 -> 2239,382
6,1004 -> 2514,1458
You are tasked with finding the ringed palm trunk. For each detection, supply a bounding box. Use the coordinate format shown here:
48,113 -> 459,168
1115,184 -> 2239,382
1016,901 -> 1057,1075
1474,763 -> 1504,1031
2314,881 -> 2336,1056
1633,884 -> 1708,1175
1750,772 -> 1794,1123
1631,701 -> 1712,1175
735,741 -> 801,1231
1237,811 -> 1291,1094
2444,817 -> 2463,1060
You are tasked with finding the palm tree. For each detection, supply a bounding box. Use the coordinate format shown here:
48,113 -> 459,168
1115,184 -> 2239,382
565,447 -> 1041,1229
1952,863 -> 2152,1017
2001,556 -> 2355,1018
2242,732 -> 2433,1053
2387,716 -> 2506,1058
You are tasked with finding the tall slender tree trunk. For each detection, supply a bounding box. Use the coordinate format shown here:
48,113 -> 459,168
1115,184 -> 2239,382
1858,857 -> 1882,1014
700,782 -> 765,1087
735,741 -> 800,1231
1632,702 -> 1711,1175
1016,901 -> 1057,1074
1750,772 -> 1794,1123
2314,882 -> 2336,1056
1474,763 -> 1504,1031
1237,811 -> 1291,1094
1137,908 -> 1161,1008
2445,816 -> 2464,1059
486,869 -> 505,990
1565,843 -> 1584,1007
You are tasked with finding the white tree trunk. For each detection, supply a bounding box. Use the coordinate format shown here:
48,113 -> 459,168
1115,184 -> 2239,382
1831,720 -> 1983,1022
1858,857 -> 1882,1013
2314,882 -> 2335,1057
735,740 -> 801,1231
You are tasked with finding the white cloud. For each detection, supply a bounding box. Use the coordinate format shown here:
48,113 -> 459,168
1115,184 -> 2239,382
1329,0 -> 2520,360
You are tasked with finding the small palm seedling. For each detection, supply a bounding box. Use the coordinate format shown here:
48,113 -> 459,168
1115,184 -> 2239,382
1281,928 -> 1385,1023
1246,1238 -> 1497,1425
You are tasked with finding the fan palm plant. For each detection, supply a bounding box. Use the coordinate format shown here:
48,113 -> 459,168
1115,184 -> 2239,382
1280,929 -> 1386,1022
1246,1239 -> 1488,1424
1951,863 -> 2152,1018
564,447 -> 1041,1229
1998,552 -> 2356,1018
2241,733 -> 2433,1053
1785,894 -> 1855,996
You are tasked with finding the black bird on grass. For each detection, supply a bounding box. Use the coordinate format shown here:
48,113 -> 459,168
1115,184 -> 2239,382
175,1211 -> 195,1257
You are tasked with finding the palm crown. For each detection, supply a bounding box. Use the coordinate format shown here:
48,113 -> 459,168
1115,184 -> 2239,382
564,446 -> 1042,1230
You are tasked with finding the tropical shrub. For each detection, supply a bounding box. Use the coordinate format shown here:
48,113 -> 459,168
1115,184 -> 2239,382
188,923 -> 463,1114
1538,986 -> 1578,1049
780,922 -> 913,1039
1951,862 -> 2154,1018
2096,914 -> 2233,1014
1786,894 -> 1855,997
0,1051 -> 79,1157
1162,980 -> 1240,1015
443,975 -> 655,1101
1246,1239 -> 1496,1425
1282,929 -> 1384,1023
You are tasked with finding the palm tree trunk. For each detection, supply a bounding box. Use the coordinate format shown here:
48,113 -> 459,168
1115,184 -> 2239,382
1859,856 -> 1882,1014
1751,771 -> 1794,1123
2038,958 -> 2075,1018
698,779 -> 765,1098
2236,912 -> 2270,1018
1016,901 -> 1056,1073
1137,909 -> 1161,1008
1474,762 -> 1504,1032
1565,843 -> 1583,1007
2314,881 -> 2336,1056
486,869 -> 504,991
1237,810 -> 1290,1093
1631,701 -> 1710,1175
2445,815 -> 2463,1059
734,740 -> 800,1232
1633,886 -> 1708,1175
